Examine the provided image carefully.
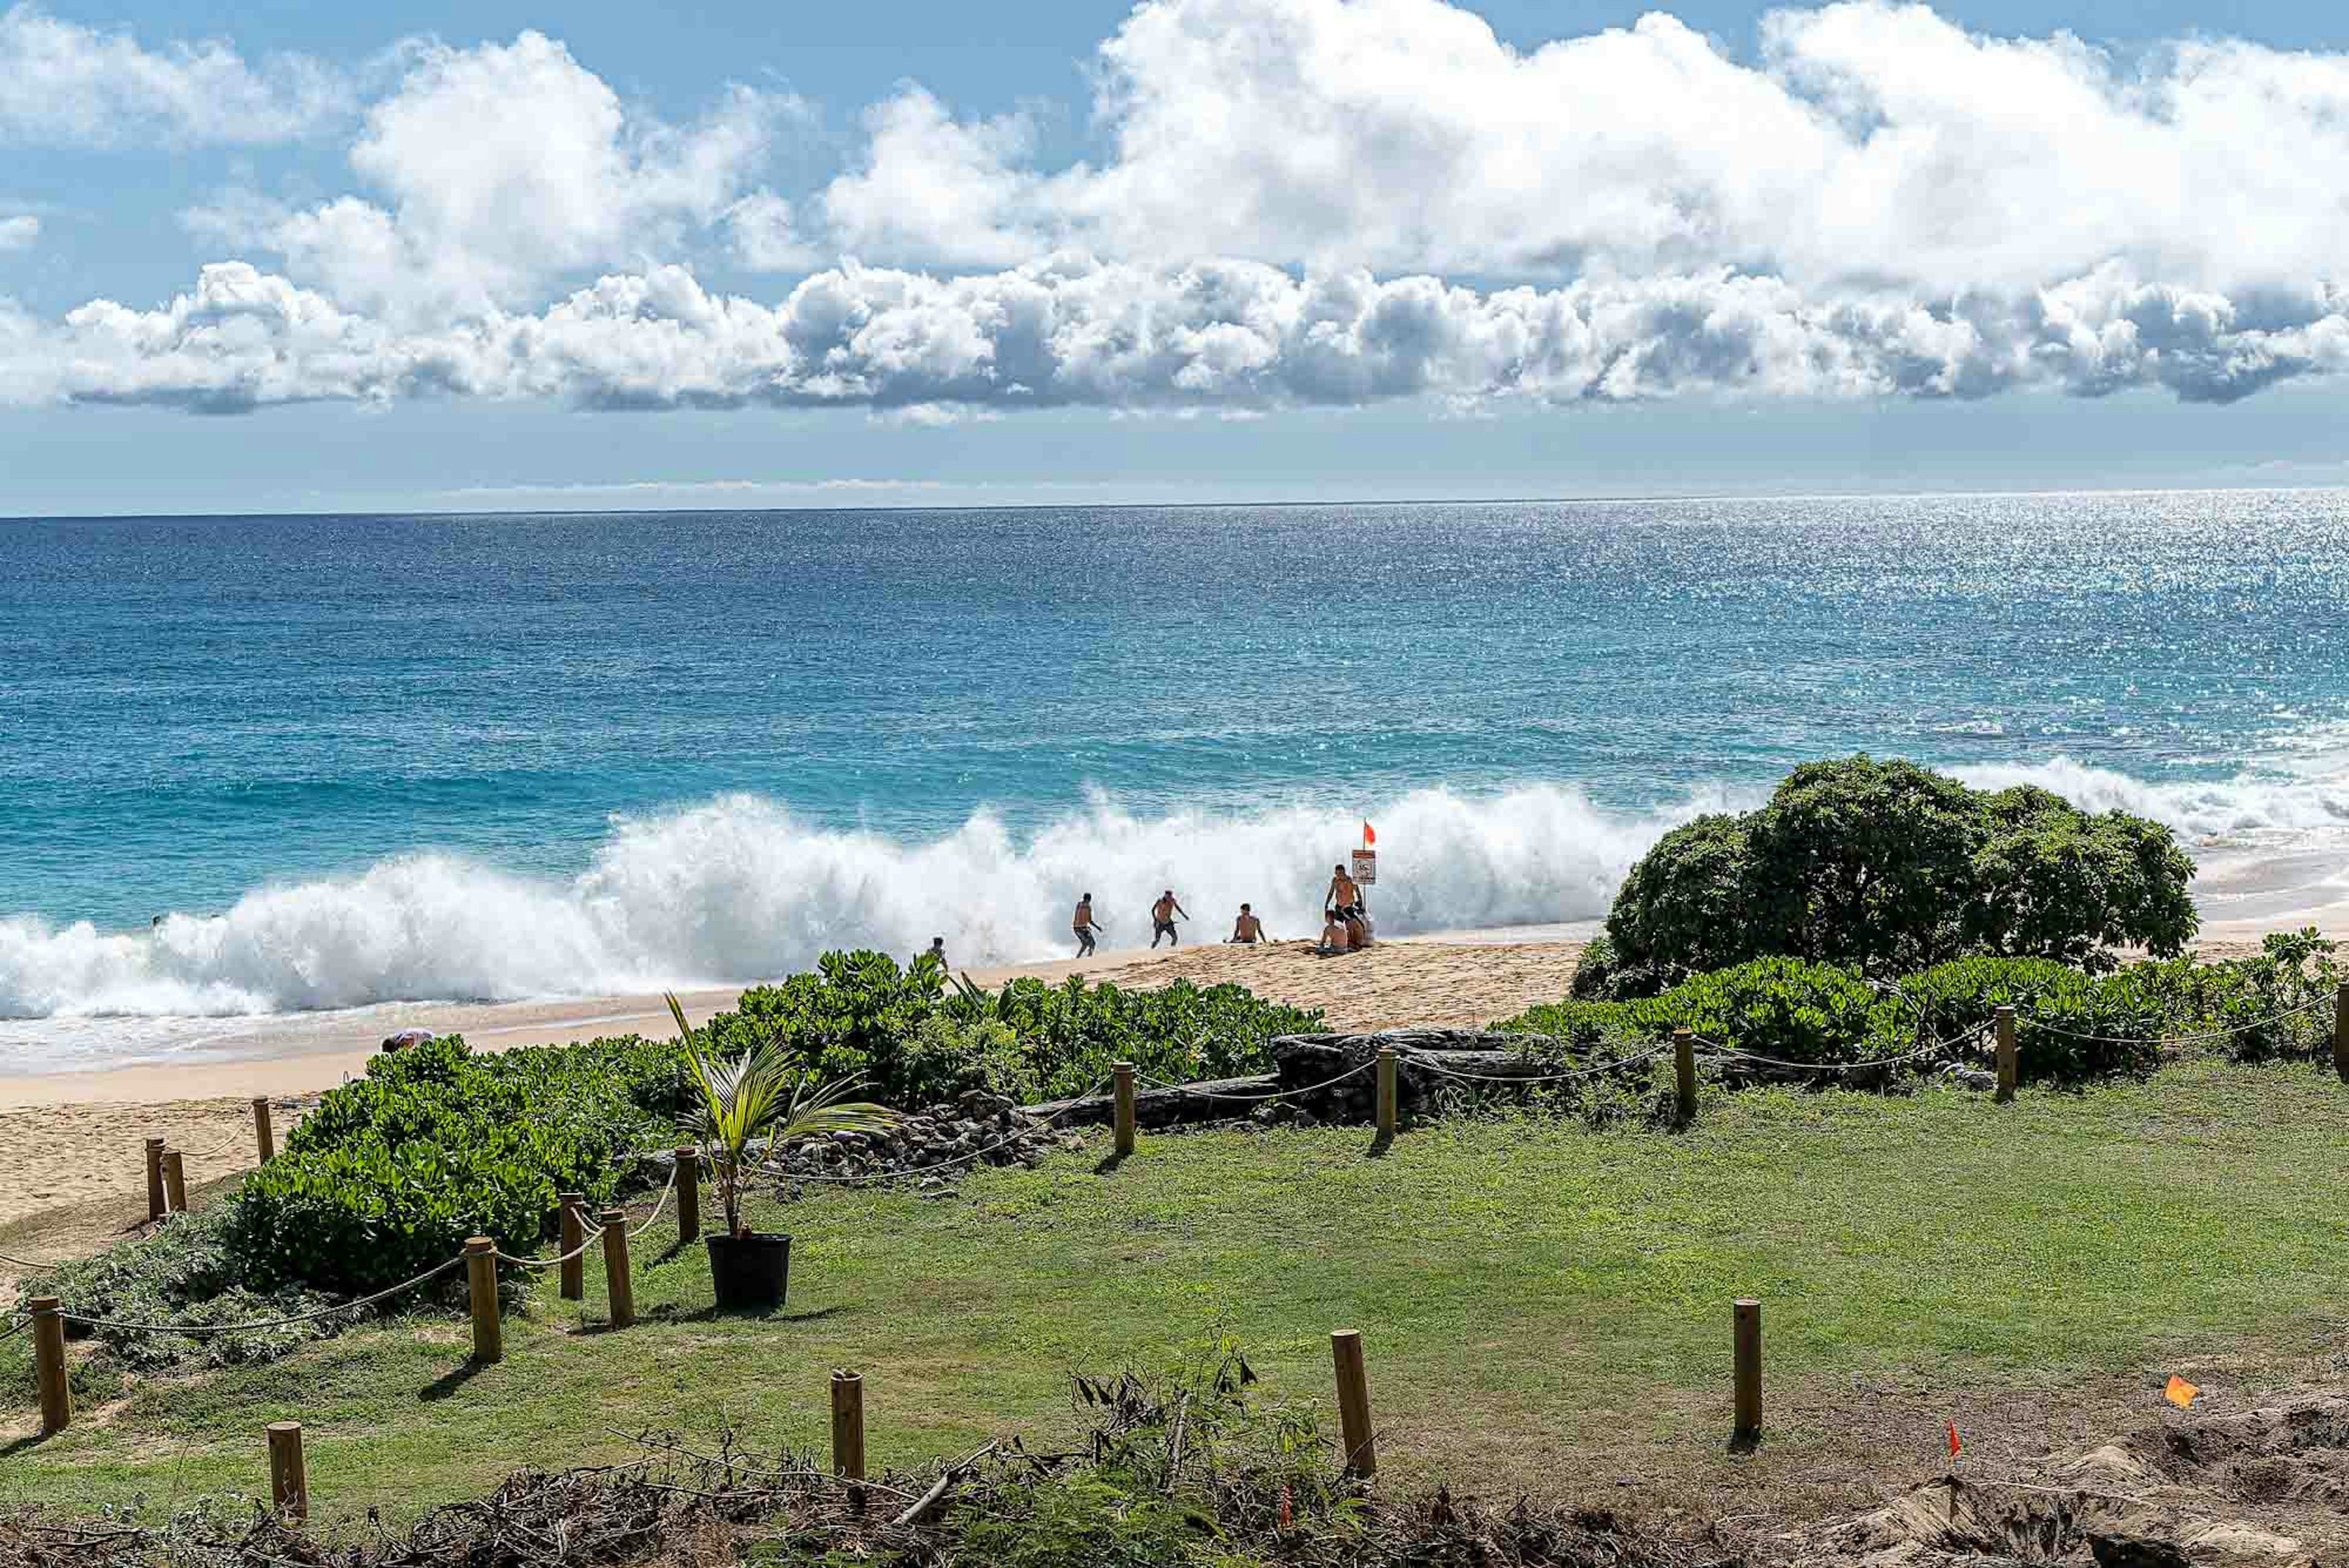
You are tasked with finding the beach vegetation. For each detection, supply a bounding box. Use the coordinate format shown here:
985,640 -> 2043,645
670,991 -> 896,1238
702,951 -> 1324,1105
1521,929 -> 2337,1085
222,1033 -> 683,1296
1583,756 -> 2199,996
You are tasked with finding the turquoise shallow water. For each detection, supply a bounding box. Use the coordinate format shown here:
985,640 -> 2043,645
4,491 -> 2347,1060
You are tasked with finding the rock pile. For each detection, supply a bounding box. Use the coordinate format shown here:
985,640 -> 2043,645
763,1089 -> 1092,1193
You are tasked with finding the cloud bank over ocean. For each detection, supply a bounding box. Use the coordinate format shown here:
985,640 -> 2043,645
6,0 -> 2349,415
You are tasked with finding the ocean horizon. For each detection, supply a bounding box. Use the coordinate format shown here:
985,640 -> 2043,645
6,489 -> 2347,1072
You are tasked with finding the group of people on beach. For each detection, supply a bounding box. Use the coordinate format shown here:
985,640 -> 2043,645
1066,862 -> 1372,959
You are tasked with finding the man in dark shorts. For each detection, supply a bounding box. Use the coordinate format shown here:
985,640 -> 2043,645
1073,893 -> 1104,957
1151,888 -> 1189,947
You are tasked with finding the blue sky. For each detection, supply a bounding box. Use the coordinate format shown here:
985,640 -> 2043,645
4,0 -> 2348,515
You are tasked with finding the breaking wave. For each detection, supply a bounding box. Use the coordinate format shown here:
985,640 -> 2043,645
4,756 -> 2345,1028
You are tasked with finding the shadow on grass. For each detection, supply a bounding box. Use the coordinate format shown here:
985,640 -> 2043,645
645,1302 -> 845,1327
1092,1151 -> 1130,1176
1366,1130 -> 1395,1159
418,1359 -> 492,1403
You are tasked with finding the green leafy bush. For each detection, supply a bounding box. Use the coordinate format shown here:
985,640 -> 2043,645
1506,952 -> 2173,1083
1590,756 -> 2198,996
225,1033 -> 682,1295
12,1206 -> 358,1378
699,951 -> 1323,1105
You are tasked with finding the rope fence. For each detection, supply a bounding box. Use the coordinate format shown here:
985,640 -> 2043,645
57,1255 -> 468,1336
11,981 -> 2338,1458
2018,994 -> 2337,1045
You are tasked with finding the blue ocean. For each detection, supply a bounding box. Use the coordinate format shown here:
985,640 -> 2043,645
6,492 -> 2347,1069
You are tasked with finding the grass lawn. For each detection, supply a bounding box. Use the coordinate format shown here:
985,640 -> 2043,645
7,1058 -> 2349,1523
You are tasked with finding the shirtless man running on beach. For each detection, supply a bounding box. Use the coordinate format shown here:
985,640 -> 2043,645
1151,889 -> 1189,948
1073,893 -> 1105,957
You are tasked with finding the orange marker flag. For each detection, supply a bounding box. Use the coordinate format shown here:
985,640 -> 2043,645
2165,1376 -> 2199,1409
1362,821 -> 1376,847
1946,1419 -> 1961,1458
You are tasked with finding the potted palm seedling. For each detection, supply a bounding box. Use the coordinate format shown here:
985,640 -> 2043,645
668,994 -> 897,1310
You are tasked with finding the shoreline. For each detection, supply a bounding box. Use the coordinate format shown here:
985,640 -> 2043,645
0,935 -> 1587,1241
2,888 -> 2341,1106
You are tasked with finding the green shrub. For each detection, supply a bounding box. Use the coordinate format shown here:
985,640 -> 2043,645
12,1206 -> 356,1376
1592,756 -> 2197,995
225,1033 -> 681,1295
1503,952 -> 2173,1083
699,951 -> 1323,1105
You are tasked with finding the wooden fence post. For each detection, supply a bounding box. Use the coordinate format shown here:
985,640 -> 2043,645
1994,1006 -> 2017,1104
1375,1046 -> 1398,1140
465,1237 -> 502,1363
831,1369 -> 866,1510
144,1137 -> 166,1222
267,1421 -> 309,1520
676,1148 -> 701,1246
30,1296 -> 70,1435
558,1192 -> 587,1302
253,1098 -> 275,1164
161,1149 -> 188,1215
601,1209 -> 635,1328
1674,1029 -> 1697,1126
1113,1061 -> 1137,1158
2333,981 -> 2347,1086
1733,1298 -> 1763,1446
1330,1329 -> 1378,1478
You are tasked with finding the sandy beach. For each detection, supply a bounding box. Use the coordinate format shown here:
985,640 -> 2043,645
0,937 -> 1588,1246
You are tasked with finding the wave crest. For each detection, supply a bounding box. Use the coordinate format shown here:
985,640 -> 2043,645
4,757 -> 2343,1028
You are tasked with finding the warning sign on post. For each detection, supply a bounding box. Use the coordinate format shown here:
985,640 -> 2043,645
1350,849 -> 1377,885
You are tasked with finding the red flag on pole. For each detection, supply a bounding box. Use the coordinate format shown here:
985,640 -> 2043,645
1362,822 -> 1376,847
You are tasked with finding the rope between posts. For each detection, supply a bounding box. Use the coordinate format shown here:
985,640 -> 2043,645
171,1128 -> 256,1162
1701,1031 -> 1981,1075
0,1249 -> 73,1271
58,1253 -> 467,1336
629,1161 -> 680,1239
1412,1042 -> 1674,1087
779,1072 -> 1115,1186
497,1216 -> 607,1270
2019,994 -> 2336,1045
1136,1058 -> 1379,1102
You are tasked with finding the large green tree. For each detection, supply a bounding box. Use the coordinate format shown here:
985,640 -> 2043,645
1578,756 -> 2197,997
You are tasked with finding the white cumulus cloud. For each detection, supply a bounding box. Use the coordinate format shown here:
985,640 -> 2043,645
9,255 -> 2346,415
193,31 -> 798,321
0,215 -> 36,253
9,0 -> 2349,420
0,3 -> 346,146
825,0 -> 2349,297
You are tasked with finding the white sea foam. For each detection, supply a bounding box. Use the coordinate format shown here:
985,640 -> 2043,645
3,759 -> 2345,1056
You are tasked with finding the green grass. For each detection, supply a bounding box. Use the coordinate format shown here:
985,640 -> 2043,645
8,1058 -> 2349,1521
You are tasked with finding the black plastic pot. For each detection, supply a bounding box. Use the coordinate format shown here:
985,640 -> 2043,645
706,1231 -> 790,1311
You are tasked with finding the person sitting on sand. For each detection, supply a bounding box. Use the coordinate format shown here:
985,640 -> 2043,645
1226,903 -> 1268,943
1316,910 -> 1353,956
1151,888 -> 1190,948
1326,863 -> 1359,918
1073,894 -> 1104,957
1345,908 -> 1372,949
